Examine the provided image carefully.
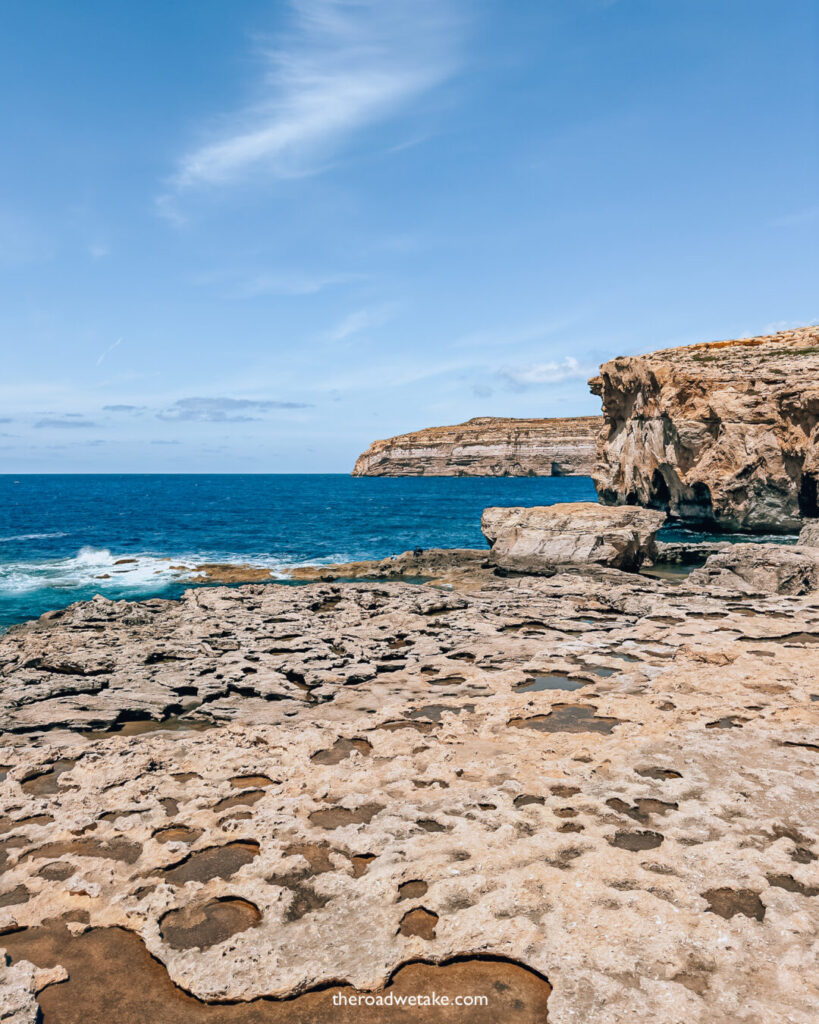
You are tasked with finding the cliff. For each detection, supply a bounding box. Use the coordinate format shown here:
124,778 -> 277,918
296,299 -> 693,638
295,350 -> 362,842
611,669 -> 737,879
589,326 -> 819,532
352,415 -> 602,477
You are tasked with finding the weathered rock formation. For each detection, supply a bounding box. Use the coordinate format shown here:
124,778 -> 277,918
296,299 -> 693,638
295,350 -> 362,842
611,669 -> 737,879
687,542 -> 819,595
589,326 -> 819,533
481,502 -> 666,573
352,416 -> 602,476
1,565 -> 818,1023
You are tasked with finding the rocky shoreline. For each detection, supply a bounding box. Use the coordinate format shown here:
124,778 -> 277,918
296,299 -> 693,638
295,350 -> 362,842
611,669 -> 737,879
1,504 -> 818,1023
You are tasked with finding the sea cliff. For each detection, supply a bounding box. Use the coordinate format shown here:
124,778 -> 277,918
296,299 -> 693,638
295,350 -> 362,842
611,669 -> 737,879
590,326 -> 819,532
352,415 -> 602,477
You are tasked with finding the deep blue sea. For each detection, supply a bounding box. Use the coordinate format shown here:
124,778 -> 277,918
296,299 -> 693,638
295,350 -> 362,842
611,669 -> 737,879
0,474 -> 602,628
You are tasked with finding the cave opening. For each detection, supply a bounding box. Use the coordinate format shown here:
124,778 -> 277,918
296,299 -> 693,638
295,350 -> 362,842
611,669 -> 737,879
798,473 -> 819,518
648,468 -> 671,510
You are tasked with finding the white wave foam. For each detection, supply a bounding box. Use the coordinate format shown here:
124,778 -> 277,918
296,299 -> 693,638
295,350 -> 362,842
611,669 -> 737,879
0,532 -> 70,543
0,547 -> 364,599
0,548 -> 189,596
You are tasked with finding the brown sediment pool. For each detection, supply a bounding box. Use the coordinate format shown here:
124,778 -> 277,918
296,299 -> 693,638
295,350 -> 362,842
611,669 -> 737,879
81,717 -> 214,740
0,922 -> 552,1023
514,675 -> 591,693
308,804 -> 383,829
311,737 -> 372,764
160,897 -> 261,949
162,841 -> 260,884
509,704 -> 620,734
21,758 -> 77,795
21,836 -> 143,865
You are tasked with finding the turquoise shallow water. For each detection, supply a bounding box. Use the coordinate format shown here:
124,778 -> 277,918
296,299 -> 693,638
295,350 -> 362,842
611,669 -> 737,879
0,473 -> 601,627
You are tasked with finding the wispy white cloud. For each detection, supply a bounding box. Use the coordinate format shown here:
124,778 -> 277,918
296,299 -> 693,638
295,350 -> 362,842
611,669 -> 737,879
325,304 -> 395,342
158,396 -> 312,422
96,337 -> 123,366
211,268 -> 364,299
497,356 -> 595,390
165,0 -> 462,193
34,417 -> 97,429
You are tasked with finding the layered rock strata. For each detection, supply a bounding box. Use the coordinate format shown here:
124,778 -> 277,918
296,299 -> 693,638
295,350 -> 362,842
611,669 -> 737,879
352,416 -> 602,477
589,326 -> 819,533
481,503 -> 666,573
1,563 -> 817,1023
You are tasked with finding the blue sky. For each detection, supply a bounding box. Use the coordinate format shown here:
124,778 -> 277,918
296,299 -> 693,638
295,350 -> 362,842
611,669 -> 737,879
1,0 -> 817,472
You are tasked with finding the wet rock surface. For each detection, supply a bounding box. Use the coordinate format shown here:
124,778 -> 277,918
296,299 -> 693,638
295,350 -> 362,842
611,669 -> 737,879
0,566 -> 817,1023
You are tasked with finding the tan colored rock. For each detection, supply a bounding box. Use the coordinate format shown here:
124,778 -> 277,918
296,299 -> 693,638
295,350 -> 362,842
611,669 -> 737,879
1,567 -> 818,1024
798,521 -> 819,546
352,416 -> 602,476
481,502 -> 666,573
589,326 -> 819,532
687,542 -> 819,595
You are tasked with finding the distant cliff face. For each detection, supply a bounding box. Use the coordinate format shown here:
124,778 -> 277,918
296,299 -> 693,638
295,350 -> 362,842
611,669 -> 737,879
352,416 -> 602,477
590,326 -> 819,533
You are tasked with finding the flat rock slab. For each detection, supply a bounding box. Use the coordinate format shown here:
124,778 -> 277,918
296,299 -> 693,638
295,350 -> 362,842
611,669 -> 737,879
482,502 -> 666,572
1,568 -> 818,1024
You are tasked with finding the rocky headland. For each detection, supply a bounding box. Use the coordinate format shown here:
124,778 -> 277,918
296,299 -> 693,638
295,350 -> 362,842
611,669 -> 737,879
590,326 -> 819,533
1,503 -> 817,1024
352,416 -> 602,477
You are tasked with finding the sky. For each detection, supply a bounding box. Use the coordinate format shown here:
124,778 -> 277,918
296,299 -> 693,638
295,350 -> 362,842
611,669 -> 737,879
1,0 -> 817,473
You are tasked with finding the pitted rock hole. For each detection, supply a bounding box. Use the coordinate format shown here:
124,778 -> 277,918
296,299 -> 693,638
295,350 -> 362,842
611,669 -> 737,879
311,738 -> 372,765
606,798 -> 677,823
398,880 -> 429,901
609,830 -> 664,852
23,836 -> 143,864
230,775 -> 275,789
213,790 -> 265,813
162,841 -> 260,885
81,717 -> 214,739
37,862 -> 74,881
21,759 -> 76,795
514,795 -> 545,808
766,873 -> 819,897
509,705 -> 620,734
399,907 -> 438,939
0,884 -> 29,908
636,767 -> 682,780
514,675 -> 590,693
153,825 -> 203,845
308,804 -> 383,829
0,923 -> 552,1023
282,842 -> 336,875
350,853 -> 376,877
160,897 -> 261,949
703,888 -> 765,921
0,813 -> 53,834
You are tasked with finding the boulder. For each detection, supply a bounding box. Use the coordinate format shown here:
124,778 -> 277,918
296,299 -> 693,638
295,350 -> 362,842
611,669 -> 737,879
481,502 -> 666,573
798,521 -> 819,547
687,543 -> 819,595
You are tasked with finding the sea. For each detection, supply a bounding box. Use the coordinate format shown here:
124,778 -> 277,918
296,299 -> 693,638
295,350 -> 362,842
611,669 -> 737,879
0,473 -> 783,630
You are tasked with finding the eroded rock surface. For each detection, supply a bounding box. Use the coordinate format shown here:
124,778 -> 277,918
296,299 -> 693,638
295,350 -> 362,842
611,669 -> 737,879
688,542 -> 819,595
352,416 -> 602,477
590,326 -> 819,532
1,567 -> 817,1024
482,502 -> 666,573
